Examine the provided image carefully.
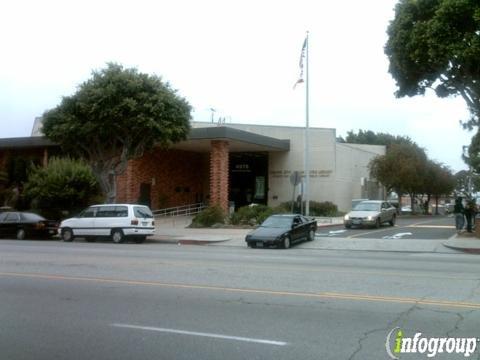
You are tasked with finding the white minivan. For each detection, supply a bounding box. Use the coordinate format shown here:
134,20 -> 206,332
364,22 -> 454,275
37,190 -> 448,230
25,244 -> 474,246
60,204 -> 155,244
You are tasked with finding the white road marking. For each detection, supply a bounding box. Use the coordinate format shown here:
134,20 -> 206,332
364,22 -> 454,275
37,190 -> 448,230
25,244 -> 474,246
316,230 -> 347,237
447,233 -> 458,241
328,230 -> 347,235
111,323 -> 288,346
382,232 -> 413,239
407,225 -> 455,229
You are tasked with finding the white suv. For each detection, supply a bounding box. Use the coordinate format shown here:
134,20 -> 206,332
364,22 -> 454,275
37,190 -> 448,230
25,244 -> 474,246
60,204 -> 155,244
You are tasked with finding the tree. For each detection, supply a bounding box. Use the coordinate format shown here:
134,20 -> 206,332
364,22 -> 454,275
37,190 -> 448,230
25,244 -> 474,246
42,63 -> 191,202
422,161 -> 455,215
386,1 -> 480,174
24,157 -> 101,219
343,130 -> 416,148
369,143 -> 428,212
386,0 -> 480,125
454,169 -> 480,199
430,165 -> 455,215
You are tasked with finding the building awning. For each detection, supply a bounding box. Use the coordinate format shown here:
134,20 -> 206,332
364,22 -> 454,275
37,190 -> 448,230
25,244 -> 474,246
0,126 -> 290,153
172,126 -> 290,152
0,136 -> 56,149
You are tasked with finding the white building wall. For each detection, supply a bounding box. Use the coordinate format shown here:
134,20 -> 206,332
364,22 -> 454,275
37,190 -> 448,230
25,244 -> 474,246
191,122 -> 385,213
335,143 -> 386,211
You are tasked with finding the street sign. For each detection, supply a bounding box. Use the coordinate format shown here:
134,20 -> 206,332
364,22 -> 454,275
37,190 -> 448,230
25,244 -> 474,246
290,171 -> 301,186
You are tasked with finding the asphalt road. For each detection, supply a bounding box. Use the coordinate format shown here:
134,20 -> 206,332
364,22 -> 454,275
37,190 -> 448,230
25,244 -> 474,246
1,240 -> 480,360
317,215 -> 458,240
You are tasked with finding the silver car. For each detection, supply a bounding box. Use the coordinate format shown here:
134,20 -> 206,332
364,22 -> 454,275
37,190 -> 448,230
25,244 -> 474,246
344,200 -> 396,229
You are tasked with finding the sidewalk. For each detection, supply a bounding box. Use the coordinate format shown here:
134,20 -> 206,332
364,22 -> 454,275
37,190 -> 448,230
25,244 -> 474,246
152,216 -> 246,245
152,216 -> 480,253
152,216 -> 344,245
443,231 -> 480,253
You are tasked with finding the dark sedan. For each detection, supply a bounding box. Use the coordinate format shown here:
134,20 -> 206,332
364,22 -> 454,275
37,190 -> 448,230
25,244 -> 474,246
245,214 -> 317,249
0,212 -> 59,240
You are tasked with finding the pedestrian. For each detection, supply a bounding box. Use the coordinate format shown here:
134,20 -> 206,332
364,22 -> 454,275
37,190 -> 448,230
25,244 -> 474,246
464,199 -> 477,233
453,197 -> 465,233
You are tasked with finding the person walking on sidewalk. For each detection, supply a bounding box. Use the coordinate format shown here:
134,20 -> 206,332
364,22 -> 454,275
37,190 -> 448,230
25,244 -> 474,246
453,197 -> 465,233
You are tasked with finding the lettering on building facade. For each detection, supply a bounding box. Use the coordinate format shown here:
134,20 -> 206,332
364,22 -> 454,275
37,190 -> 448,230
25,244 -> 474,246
270,170 -> 333,178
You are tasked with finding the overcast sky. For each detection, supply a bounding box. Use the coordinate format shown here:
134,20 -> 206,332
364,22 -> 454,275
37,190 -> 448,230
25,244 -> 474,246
0,0 -> 473,172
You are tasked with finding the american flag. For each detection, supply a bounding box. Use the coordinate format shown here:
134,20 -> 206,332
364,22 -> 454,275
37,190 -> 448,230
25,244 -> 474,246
293,37 -> 307,89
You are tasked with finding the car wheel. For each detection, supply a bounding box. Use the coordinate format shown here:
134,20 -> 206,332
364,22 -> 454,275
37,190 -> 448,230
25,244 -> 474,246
375,218 -> 381,229
308,229 -> 315,241
112,229 -> 124,244
248,242 -> 257,248
389,215 -> 396,226
61,228 -> 74,242
16,228 -> 26,240
282,236 -> 291,249
134,236 -> 146,244
345,224 -> 351,229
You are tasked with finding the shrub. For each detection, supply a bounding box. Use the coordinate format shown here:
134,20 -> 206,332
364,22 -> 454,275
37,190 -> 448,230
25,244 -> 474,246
230,204 -> 273,226
278,200 -> 339,216
191,205 -> 226,227
309,201 -> 338,217
24,157 -> 100,219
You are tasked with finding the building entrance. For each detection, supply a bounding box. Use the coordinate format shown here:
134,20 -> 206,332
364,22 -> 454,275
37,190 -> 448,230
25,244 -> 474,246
229,152 -> 268,209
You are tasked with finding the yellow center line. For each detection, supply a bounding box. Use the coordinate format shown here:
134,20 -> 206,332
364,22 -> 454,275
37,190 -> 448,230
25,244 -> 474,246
1,271 -> 480,310
151,260 -> 477,281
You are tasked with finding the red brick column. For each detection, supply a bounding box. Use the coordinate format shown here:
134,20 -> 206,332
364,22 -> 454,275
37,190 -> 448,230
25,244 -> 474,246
210,140 -> 229,213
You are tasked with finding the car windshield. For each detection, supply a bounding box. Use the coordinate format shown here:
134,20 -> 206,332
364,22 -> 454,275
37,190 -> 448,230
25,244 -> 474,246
353,203 -> 381,212
260,216 -> 293,228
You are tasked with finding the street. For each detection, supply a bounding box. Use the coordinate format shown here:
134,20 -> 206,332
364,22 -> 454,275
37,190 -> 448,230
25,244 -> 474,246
315,215 -> 457,240
1,236 -> 480,360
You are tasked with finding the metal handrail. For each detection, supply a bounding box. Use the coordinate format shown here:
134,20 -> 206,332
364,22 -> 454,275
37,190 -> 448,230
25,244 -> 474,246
153,203 -> 207,217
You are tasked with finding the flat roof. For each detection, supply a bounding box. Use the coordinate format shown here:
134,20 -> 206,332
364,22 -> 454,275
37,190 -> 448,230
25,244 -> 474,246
0,136 -> 56,149
173,126 -> 290,152
0,126 -> 290,153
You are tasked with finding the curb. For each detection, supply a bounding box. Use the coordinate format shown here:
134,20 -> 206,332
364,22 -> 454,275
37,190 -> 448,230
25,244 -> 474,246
149,237 -> 232,246
442,243 -> 480,254
441,232 -> 480,254
178,239 -> 231,245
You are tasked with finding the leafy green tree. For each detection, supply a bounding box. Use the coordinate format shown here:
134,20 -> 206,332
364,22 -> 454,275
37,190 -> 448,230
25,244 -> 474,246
454,169 -> 480,199
42,63 -> 191,202
24,157 -> 100,218
369,143 -> 428,212
386,0 -> 480,174
344,130 -> 416,148
429,164 -> 455,215
421,161 -> 455,214
463,132 -> 480,172
386,0 -> 480,126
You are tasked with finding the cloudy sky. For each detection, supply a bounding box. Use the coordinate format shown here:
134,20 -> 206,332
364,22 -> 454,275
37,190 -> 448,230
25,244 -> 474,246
0,0 -> 473,171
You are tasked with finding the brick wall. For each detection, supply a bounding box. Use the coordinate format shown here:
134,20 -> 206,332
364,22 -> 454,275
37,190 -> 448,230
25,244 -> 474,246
209,140 -> 229,213
116,149 -> 209,210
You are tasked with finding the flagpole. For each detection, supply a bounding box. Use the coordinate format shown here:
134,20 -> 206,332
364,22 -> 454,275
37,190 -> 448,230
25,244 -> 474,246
304,31 -> 310,216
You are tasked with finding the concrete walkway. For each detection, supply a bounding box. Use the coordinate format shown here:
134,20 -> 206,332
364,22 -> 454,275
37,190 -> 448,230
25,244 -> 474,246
443,231 -> 480,253
152,215 -> 480,253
